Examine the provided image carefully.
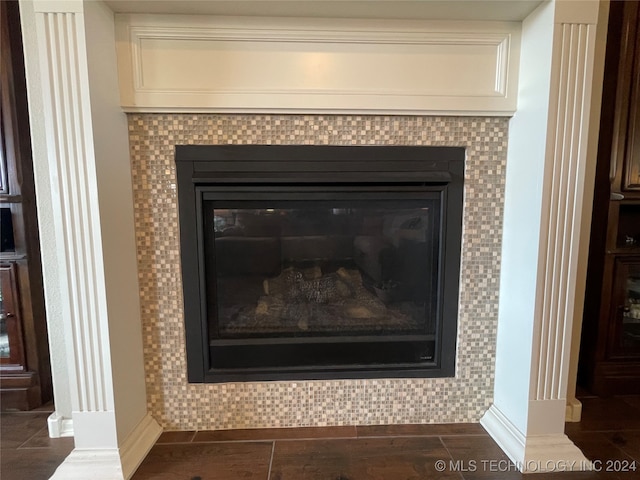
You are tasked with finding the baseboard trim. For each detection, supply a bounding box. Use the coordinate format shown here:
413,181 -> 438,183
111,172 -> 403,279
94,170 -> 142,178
565,397 -> 582,422
49,450 -> 124,480
480,403 -> 526,464
48,412 -> 74,438
49,413 -> 161,480
481,404 -> 592,472
120,413 -> 162,479
522,434 -> 593,472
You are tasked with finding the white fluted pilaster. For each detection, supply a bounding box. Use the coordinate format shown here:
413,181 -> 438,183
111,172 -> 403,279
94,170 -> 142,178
482,0 -> 602,472
22,0 -> 160,477
34,1 -> 116,433
534,22 -> 595,405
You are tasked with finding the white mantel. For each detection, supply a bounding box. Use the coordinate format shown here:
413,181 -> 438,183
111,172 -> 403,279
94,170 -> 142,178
114,14 -> 521,115
18,0 -> 607,478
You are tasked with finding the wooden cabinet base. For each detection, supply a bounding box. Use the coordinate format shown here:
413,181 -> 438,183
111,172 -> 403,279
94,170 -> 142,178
0,371 -> 41,410
588,361 -> 640,396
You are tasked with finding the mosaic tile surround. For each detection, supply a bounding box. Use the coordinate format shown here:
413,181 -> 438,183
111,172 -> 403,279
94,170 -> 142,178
128,114 -> 508,431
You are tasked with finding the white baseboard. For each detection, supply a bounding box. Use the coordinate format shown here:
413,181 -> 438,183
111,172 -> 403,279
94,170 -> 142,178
49,450 -> 124,480
48,413 -> 161,480
48,412 -> 74,438
119,413 -> 162,479
522,435 -> 593,473
565,397 -> 583,422
480,403 -> 527,464
481,404 -> 592,473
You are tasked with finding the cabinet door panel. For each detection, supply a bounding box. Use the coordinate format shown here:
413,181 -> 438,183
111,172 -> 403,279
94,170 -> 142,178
0,263 -> 25,369
608,258 -> 640,359
624,3 -> 640,191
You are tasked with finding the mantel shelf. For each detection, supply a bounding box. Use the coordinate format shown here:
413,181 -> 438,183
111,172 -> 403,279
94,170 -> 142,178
115,14 -> 521,115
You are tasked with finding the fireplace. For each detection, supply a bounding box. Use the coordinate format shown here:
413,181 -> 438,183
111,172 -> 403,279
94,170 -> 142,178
130,113 -> 506,428
176,145 -> 464,382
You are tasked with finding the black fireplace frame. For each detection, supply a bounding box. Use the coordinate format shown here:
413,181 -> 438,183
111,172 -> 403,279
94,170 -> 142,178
175,145 -> 464,383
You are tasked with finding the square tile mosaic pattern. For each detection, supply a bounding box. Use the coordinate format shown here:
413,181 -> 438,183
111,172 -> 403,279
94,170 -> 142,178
128,114 -> 508,431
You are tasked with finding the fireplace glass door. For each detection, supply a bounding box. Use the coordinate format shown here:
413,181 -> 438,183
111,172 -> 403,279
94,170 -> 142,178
206,197 -> 440,338
175,144 -> 463,382
202,190 -> 443,372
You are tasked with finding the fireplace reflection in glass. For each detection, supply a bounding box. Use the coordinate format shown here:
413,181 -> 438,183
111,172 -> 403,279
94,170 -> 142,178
206,202 -> 439,340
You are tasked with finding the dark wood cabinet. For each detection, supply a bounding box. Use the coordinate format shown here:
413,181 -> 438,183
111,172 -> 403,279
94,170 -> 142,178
621,1 -> 640,192
0,1 -> 52,410
0,262 -> 41,409
606,258 -> 640,359
580,0 -> 640,395
1,263 -> 26,368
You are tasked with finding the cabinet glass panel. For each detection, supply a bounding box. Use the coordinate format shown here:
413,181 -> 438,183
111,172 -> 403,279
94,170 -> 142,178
617,204 -> 640,249
623,263 -> 640,352
0,283 -> 9,358
0,114 -> 8,195
614,260 -> 640,356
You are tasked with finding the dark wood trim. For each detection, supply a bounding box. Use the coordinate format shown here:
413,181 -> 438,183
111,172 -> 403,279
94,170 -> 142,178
0,263 -> 26,369
0,103 -> 8,196
623,1 -> 640,191
610,1 -> 639,194
593,361 -> 640,395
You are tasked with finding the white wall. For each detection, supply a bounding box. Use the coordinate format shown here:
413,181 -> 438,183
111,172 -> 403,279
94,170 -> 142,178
82,0 -> 148,445
492,0 -> 555,434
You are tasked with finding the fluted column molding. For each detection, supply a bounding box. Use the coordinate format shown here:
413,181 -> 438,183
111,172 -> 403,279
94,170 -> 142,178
534,22 -> 595,405
35,2 -> 114,432
33,1 -> 115,420
23,1 -> 161,477
481,0 -> 602,472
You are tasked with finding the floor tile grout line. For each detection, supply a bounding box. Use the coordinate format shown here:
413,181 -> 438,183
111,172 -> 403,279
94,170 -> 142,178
160,426 -> 485,441
598,431 -> 639,457
182,433 -> 488,445
438,435 -> 466,480
609,440 -> 640,464
0,411 -> 53,415
15,426 -> 50,450
154,441 -> 204,446
16,446 -> 71,451
267,441 -> 275,480
564,428 -> 640,437
189,435 -> 358,444
357,433 -> 489,439
161,439 -> 273,445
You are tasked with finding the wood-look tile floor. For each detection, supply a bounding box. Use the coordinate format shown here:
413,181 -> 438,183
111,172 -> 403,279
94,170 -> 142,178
0,405 -> 74,480
132,395 -> 640,480
3,395 -> 640,480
